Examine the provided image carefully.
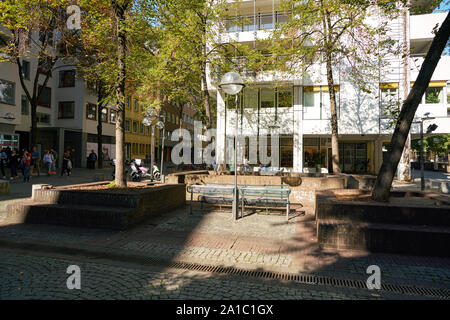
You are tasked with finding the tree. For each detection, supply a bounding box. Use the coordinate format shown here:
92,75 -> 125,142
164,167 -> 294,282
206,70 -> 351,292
372,12 -> 450,202
268,0 -> 400,173
0,0 -> 77,149
76,0 -> 118,169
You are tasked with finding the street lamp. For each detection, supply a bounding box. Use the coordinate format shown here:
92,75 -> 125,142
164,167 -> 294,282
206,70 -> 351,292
414,112 -> 437,191
143,109 -> 159,181
219,72 -> 245,220
156,117 -> 166,182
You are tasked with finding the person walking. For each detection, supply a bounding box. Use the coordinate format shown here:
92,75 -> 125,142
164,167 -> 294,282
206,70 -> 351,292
9,148 -> 20,180
31,146 -> 41,177
22,151 -> 31,183
0,148 -> 7,179
87,150 -> 97,169
43,150 -> 54,176
60,150 -> 72,177
50,148 -> 57,173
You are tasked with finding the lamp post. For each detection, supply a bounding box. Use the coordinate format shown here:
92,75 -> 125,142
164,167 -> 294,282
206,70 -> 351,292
156,117 -> 166,182
219,72 -> 245,220
413,113 -> 437,191
143,109 -> 158,181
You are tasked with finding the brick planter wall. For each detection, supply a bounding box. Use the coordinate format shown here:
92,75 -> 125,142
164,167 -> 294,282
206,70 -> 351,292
7,183 -> 186,230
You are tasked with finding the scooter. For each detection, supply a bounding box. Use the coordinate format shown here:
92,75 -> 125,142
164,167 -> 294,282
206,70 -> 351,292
130,159 -> 160,182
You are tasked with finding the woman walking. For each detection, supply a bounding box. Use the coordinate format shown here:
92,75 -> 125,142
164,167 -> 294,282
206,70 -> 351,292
43,150 -> 54,176
60,150 -> 72,177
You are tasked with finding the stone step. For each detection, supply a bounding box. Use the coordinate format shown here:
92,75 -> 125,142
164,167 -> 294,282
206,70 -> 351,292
6,201 -> 135,230
316,198 -> 450,227
317,220 -> 450,257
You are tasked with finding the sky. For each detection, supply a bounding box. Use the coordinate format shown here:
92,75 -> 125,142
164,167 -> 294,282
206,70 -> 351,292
434,0 -> 450,12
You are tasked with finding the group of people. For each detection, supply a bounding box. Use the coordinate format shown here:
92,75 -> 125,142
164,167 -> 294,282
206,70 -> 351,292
0,146 -> 75,182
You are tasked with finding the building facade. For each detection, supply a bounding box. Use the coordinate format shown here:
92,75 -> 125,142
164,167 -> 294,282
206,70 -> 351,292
208,0 -> 450,174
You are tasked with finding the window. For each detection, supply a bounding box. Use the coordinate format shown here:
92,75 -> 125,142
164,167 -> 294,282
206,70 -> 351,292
132,121 -> 138,133
145,126 -> 150,136
134,99 -> 139,112
38,86 -> 51,107
380,88 -> 399,117
447,107 -> 450,117
243,88 -> 258,109
447,83 -> 450,104
125,119 -> 131,132
59,70 -> 76,87
0,79 -> 16,105
126,96 -> 131,109
260,88 -> 275,108
101,108 -> 108,122
37,112 -> 51,124
86,103 -> 97,120
425,87 -> 443,104
21,95 -> 29,115
280,136 -> 293,167
58,101 -> 75,119
277,87 -> 293,108
303,87 -> 315,107
140,123 -> 144,134
22,60 -> 30,80
110,110 -> 116,123
38,56 -> 52,75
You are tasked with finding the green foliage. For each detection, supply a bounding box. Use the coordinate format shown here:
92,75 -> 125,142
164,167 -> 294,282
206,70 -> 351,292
412,134 -> 450,154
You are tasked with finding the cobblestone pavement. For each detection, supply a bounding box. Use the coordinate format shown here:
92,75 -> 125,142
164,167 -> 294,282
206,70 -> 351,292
0,251 -> 421,300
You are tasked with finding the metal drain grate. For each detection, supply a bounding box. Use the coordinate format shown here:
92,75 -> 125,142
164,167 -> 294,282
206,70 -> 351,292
142,256 -> 449,299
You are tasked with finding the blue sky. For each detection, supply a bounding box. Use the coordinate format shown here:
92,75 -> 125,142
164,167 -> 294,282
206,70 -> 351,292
434,0 -> 450,12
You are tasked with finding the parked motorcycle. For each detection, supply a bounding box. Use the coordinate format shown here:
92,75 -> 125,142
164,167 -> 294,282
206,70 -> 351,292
130,159 -> 161,182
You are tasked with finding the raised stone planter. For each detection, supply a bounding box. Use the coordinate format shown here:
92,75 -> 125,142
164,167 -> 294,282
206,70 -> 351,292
7,182 -> 185,230
315,189 -> 450,257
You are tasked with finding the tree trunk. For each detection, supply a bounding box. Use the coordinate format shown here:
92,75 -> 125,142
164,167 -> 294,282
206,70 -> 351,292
112,0 -> 130,188
30,100 -> 38,150
322,6 -> 341,174
372,12 -> 450,202
397,1 -> 411,182
325,52 -> 341,174
97,84 -> 104,169
201,64 -> 212,128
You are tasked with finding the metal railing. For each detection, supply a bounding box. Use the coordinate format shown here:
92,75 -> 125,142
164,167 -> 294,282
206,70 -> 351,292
224,12 -> 290,33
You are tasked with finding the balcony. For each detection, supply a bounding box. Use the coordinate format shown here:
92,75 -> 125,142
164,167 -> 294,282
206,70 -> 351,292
223,12 -> 289,33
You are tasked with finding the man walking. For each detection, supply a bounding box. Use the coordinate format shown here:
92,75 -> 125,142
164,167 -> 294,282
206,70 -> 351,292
22,151 -> 31,183
9,148 -> 20,180
31,146 -> 41,177
0,148 -> 7,179
50,148 -> 57,174
87,150 -> 97,169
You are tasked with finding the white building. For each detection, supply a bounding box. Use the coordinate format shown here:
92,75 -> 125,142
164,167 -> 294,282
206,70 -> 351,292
209,0 -> 450,174
0,29 -> 117,168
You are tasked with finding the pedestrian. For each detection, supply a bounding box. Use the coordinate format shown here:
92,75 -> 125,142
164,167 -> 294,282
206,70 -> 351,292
9,148 -> 20,180
87,150 -> 97,169
43,150 -> 54,176
31,146 -> 41,177
61,150 -> 72,177
22,151 -> 31,183
50,148 -> 57,173
0,148 -> 7,179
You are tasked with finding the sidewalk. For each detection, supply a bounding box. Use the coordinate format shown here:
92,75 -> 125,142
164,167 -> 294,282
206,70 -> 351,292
0,205 -> 449,296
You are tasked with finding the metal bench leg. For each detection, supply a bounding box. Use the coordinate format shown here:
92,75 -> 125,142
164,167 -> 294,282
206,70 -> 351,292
286,201 -> 290,222
189,192 -> 193,215
241,198 -> 244,219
